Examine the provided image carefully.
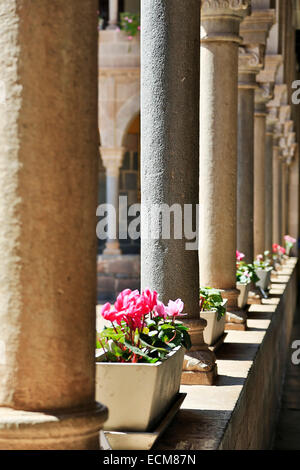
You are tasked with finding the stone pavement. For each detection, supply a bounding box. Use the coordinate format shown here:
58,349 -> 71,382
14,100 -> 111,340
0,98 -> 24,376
274,306 -> 300,450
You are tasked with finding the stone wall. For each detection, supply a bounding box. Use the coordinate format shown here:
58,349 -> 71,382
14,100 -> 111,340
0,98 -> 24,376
97,254 -> 140,302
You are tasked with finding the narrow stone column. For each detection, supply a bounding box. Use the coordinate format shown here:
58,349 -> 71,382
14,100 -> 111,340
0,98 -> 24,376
253,85 -> 272,256
281,159 -> 288,242
272,130 -> 283,245
200,1 -> 249,329
288,144 -> 299,255
237,47 -> 262,263
101,147 -> 124,255
141,0 -> 216,385
0,1 -> 107,449
107,0 -> 119,29
265,117 -> 275,251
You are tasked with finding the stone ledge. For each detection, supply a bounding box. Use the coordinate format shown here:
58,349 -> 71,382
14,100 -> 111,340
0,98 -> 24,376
155,259 -> 298,450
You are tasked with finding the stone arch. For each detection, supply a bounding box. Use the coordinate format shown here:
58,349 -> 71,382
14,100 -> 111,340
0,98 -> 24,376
116,93 -> 140,148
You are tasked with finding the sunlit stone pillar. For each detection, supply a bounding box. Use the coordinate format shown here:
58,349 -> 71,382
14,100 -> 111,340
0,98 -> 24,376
107,0 -> 119,29
237,47 -> 262,263
253,84 -> 273,256
265,115 -> 275,252
0,0 -> 107,449
281,159 -> 288,242
288,144 -> 299,255
101,147 -> 124,255
272,127 -> 283,245
200,1 -> 249,329
141,0 -> 216,385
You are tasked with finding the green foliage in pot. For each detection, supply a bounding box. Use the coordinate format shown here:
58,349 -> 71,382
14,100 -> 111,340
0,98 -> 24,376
199,287 -> 226,321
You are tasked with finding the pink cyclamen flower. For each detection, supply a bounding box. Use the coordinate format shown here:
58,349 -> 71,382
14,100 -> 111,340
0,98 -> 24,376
128,35 -> 133,40
154,301 -> 166,318
284,235 -> 296,244
279,246 -> 286,254
142,288 -> 158,313
137,26 -> 141,31
236,250 -> 245,261
128,18 -> 133,23
165,299 -> 185,318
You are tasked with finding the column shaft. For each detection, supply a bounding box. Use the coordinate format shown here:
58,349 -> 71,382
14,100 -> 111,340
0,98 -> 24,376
200,33 -> 239,293
108,0 -> 119,29
141,0 -> 200,319
254,110 -> 267,255
237,84 -> 255,262
281,161 -> 288,242
0,0 -> 107,449
265,125 -> 274,251
272,146 -> 282,244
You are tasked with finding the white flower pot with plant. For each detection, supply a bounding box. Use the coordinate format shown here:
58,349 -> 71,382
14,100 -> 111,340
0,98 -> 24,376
236,250 -> 259,308
95,289 -> 190,432
254,251 -> 273,291
199,288 -> 227,346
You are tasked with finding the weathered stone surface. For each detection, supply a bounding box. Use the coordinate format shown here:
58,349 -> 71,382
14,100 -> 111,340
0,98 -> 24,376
0,0 -> 107,449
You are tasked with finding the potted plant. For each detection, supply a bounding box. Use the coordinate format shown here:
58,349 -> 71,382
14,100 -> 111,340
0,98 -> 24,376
95,288 -> 190,432
254,251 -> 273,291
236,251 -> 259,308
199,287 -> 227,346
284,235 -> 296,256
120,12 -> 140,50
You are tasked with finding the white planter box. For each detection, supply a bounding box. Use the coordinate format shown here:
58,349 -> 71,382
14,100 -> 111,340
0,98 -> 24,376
95,346 -> 185,432
200,300 -> 227,346
237,282 -> 250,309
255,268 -> 272,291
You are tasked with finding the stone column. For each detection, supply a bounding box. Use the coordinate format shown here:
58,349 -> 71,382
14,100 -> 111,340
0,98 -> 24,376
237,47 -> 262,263
101,147 -> 124,255
272,129 -> 283,245
200,1 -> 249,330
107,0 -> 119,29
265,115 -> 275,251
0,1 -> 107,449
253,85 -> 272,256
141,0 -> 216,385
281,159 -> 288,242
288,144 -> 299,255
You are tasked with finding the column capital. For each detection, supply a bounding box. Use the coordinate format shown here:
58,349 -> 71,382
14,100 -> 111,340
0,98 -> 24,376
266,106 -> 278,134
240,8 -> 275,46
267,84 -> 288,109
254,82 -> 273,114
100,146 -> 125,176
238,44 -> 264,87
279,105 -> 291,125
201,0 -> 250,43
256,54 -> 283,84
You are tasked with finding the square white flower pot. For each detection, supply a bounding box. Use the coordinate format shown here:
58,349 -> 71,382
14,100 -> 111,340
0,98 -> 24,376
236,282 -> 251,309
95,346 -> 185,432
255,268 -> 272,291
200,300 -> 227,346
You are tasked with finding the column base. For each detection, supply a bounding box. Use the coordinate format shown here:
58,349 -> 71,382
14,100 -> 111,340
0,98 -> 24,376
225,309 -> 247,331
181,351 -> 217,385
0,402 -> 108,450
181,363 -> 218,386
103,241 -> 121,256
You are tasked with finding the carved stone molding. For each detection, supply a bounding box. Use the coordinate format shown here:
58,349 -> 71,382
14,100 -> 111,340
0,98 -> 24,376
202,0 -> 250,12
100,147 -> 125,177
257,55 -> 283,84
255,82 -> 274,112
240,9 -> 275,46
238,44 -> 265,75
279,105 -> 291,124
267,84 -> 288,108
201,0 -> 250,43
